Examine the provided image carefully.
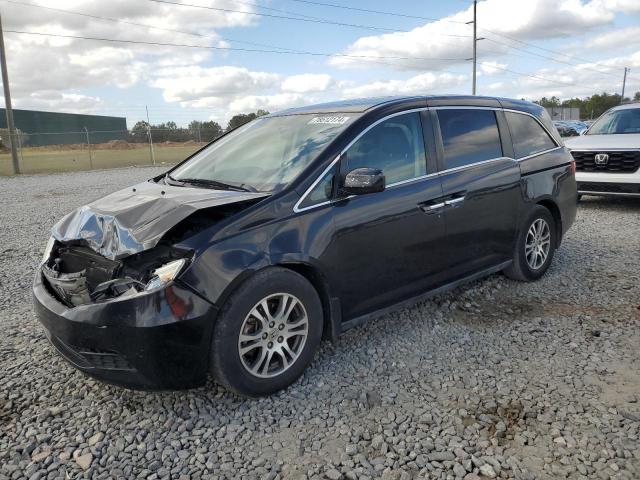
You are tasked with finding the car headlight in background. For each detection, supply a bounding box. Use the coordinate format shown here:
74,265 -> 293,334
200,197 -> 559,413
41,236 -> 55,264
145,259 -> 187,291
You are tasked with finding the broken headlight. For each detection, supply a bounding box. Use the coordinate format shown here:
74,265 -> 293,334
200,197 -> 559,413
144,259 -> 187,291
41,236 -> 55,265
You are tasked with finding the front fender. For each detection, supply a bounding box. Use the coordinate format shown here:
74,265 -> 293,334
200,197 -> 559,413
178,214 -> 313,307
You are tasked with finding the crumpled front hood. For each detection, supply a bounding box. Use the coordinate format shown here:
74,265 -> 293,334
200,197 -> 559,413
51,180 -> 269,260
565,133 -> 640,150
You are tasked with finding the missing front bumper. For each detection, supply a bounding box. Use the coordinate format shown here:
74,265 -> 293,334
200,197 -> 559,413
33,272 -> 218,390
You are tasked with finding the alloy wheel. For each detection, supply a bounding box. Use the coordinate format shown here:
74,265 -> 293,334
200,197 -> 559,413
238,293 -> 309,378
525,218 -> 551,270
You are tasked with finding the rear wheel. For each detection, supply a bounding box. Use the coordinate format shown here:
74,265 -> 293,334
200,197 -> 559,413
210,267 -> 323,397
504,205 -> 556,282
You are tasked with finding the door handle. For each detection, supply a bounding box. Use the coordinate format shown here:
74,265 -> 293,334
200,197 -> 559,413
418,201 -> 445,214
444,196 -> 465,207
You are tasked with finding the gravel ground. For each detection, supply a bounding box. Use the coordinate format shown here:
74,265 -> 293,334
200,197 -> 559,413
1,166 -> 639,480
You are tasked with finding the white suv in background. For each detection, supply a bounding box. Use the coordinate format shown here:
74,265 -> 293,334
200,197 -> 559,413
565,103 -> 640,198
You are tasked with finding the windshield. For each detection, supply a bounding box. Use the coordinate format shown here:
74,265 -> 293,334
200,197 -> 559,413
170,113 -> 356,192
587,108 -> 640,135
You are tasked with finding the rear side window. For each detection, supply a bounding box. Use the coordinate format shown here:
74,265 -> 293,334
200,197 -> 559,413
506,111 -> 557,159
345,112 -> 427,185
437,109 -> 502,170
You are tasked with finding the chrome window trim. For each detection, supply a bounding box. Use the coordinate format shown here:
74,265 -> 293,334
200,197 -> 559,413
293,105 -> 560,214
516,146 -> 563,161
293,108 -> 430,213
386,172 -> 439,188
435,106 -> 561,153
293,155 -> 342,213
339,107 -> 429,155
502,108 -> 561,151
436,156 -> 516,175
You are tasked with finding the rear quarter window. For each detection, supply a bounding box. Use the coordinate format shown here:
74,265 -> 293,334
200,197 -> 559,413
506,111 -> 557,159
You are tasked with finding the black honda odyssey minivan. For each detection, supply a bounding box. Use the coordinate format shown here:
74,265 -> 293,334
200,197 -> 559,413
34,95 -> 577,396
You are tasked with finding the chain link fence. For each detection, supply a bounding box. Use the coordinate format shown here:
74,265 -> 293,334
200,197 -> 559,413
0,127 -> 223,175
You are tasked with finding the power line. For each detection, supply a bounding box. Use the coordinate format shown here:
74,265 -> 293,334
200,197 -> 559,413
5,29 -> 602,91
482,37 -> 619,79
229,0 -> 341,23
0,0 -> 303,53
476,27 -> 617,72
4,30 -> 468,63
2,0 -> 469,59
9,0 -> 614,90
478,61 -> 596,90
148,0 -> 472,37
282,0 -> 460,23
9,0 -> 618,82
280,0 -> 620,77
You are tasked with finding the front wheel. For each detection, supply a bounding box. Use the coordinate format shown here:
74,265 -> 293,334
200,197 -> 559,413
210,267 -> 323,397
504,205 -> 556,282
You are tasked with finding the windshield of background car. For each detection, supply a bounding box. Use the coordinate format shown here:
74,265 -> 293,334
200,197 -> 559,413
587,108 -> 640,135
170,114 -> 357,192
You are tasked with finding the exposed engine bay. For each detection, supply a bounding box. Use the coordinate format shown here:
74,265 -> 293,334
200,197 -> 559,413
41,179 -> 270,307
41,243 -> 188,307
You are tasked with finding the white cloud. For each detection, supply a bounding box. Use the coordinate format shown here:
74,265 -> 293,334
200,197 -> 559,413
329,0 -> 630,72
480,61 -> 507,75
281,74 -> 333,93
577,26 -> 640,51
2,0 -> 639,123
13,91 -> 103,113
152,66 -> 280,105
505,50 -> 640,100
0,0 -> 257,104
228,93 -> 307,115
341,72 -> 468,98
600,0 -> 640,14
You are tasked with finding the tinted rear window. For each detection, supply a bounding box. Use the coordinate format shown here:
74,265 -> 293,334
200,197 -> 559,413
437,109 -> 502,169
506,112 -> 557,158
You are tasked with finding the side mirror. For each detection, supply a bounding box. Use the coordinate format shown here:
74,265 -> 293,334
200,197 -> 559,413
341,167 -> 385,195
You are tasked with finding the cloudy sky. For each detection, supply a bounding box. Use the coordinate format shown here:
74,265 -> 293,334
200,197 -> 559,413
2,0 -> 640,127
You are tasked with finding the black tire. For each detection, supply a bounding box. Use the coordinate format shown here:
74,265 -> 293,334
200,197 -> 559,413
577,194 -> 582,202
210,267 -> 323,397
504,205 -> 557,282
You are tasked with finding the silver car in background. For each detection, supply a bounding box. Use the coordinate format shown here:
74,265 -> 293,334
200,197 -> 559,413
565,104 -> 640,198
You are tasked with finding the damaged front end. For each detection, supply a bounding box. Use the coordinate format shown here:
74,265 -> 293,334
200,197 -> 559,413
39,180 -> 269,308
41,241 -> 190,308
33,180 -> 269,389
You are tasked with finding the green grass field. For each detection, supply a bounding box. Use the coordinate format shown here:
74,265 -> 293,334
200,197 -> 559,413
0,145 -> 202,175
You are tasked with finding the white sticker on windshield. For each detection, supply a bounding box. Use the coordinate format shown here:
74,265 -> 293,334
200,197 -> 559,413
308,116 -> 351,125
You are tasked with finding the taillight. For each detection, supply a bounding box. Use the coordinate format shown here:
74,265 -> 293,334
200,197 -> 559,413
569,159 -> 576,174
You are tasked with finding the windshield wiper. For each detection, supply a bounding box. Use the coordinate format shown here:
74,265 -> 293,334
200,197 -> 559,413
174,177 -> 258,193
164,173 -> 182,186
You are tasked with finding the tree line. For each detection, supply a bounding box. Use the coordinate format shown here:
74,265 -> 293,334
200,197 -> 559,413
534,91 -> 640,120
127,90 -> 640,144
128,109 -> 269,143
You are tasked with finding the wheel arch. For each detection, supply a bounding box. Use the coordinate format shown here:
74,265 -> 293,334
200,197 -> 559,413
536,198 -> 563,246
211,260 -> 341,343
276,262 -> 341,343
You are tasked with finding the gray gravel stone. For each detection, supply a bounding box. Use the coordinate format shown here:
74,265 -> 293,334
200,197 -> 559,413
1,168 -> 639,479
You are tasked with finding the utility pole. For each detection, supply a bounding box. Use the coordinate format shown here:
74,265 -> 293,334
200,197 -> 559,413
0,12 -> 19,174
621,67 -> 629,104
83,126 -> 93,169
466,1 -> 484,95
145,105 -> 156,166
